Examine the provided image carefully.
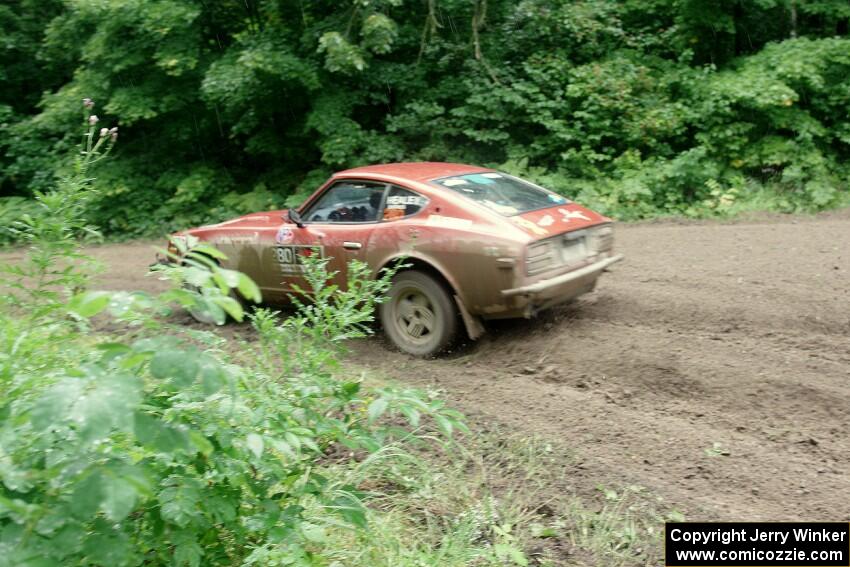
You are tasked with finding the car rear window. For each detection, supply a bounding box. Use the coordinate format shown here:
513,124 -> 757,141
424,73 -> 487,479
431,172 -> 569,216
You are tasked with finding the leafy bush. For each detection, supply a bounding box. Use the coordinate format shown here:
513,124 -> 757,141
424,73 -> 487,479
2,102 -> 116,316
2,256 -> 466,566
0,111 -> 469,566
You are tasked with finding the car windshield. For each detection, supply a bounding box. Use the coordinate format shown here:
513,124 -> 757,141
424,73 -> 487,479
431,172 -> 569,216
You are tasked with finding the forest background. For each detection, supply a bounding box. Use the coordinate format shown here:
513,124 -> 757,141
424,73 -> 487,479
2,0 -> 849,240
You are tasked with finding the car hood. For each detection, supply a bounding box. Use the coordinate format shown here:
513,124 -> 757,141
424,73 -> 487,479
508,203 -> 610,239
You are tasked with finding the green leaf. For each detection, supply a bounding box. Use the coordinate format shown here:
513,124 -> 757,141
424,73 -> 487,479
494,543 -> 528,566
283,432 -> 301,452
340,381 -> 360,398
301,523 -> 327,544
237,272 -> 261,303
189,431 -> 214,457
81,524 -> 132,567
198,359 -> 227,394
246,433 -> 264,458
192,243 -> 227,260
51,524 -> 86,556
399,406 -> 420,427
216,268 -> 240,288
434,414 -> 454,437
71,471 -> 103,519
96,342 -> 132,361
206,495 -> 237,523
31,380 -> 82,430
149,349 -> 199,387
367,398 -> 388,423
133,412 -> 192,453
158,480 -> 202,528
193,297 -> 227,325
212,295 -> 243,322
299,436 -> 320,453
68,291 -> 111,318
330,493 -> 367,528
73,373 -> 143,443
667,510 -> 686,522
173,533 -> 203,567
270,438 -> 296,459
530,523 -> 559,538
183,266 -> 211,287
100,474 -> 138,522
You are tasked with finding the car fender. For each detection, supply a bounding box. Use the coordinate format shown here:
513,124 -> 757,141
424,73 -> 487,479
376,250 -> 484,340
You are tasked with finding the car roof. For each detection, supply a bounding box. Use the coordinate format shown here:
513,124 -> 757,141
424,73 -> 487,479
334,162 -> 493,182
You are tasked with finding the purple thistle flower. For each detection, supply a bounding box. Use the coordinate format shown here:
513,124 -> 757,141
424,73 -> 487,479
100,127 -> 109,137
83,98 -> 94,109
88,115 -> 99,125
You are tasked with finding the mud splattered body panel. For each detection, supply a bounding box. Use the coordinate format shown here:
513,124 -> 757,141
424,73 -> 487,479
174,162 -> 621,324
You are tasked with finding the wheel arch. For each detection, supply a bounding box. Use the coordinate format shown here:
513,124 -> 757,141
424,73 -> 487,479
376,253 -> 483,341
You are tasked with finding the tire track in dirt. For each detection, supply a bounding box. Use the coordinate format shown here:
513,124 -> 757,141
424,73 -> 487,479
349,211 -> 850,520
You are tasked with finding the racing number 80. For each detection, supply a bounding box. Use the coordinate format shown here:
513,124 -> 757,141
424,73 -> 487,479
275,246 -> 296,264
275,245 -> 322,274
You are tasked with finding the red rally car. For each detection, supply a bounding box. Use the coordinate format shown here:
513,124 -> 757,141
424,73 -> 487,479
169,162 -> 623,356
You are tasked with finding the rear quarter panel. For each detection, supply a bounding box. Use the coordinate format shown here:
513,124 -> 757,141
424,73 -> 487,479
362,181 -> 529,315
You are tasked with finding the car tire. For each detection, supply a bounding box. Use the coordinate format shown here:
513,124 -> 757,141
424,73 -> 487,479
380,270 -> 458,357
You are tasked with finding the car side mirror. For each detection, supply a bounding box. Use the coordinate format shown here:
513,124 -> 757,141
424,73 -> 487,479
287,208 -> 305,228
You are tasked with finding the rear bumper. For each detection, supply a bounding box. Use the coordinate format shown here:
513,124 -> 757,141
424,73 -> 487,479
499,254 -> 624,314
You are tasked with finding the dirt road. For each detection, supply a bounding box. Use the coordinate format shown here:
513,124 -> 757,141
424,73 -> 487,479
72,211 -> 850,521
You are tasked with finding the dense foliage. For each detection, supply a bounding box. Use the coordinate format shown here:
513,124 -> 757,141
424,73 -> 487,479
1,0 -> 849,238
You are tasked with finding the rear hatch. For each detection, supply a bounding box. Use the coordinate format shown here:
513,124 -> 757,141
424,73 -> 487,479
429,171 -> 614,275
513,204 -> 614,277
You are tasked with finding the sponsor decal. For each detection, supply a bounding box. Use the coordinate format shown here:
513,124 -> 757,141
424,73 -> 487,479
482,200 -> 519,215
464,174 -> 496,185
512,217 -> 549,236
275,226 -> 294,244
274,245 -> 323,274
537,214 -> 555,227
425,214 -> 473,229
558,208 -> 590,222
481,172 -> 503,178
386,195 -> 427,207
214,231 -> 259,245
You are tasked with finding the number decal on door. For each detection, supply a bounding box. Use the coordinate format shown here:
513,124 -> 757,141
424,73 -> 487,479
274,245 -> 323,274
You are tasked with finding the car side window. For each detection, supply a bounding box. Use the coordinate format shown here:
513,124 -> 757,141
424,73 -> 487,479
303,181 -> 387,223
382,186 -> 429,221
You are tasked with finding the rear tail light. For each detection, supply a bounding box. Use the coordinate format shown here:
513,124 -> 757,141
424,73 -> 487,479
525,223 -> 614,276
526,241 -> 556,275
591,225 -> 614,253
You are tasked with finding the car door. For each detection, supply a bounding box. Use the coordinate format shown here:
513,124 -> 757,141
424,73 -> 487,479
270,179 -> 389,298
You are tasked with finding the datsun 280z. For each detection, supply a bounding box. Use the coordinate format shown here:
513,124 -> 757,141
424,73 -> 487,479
166,162 -> 623,356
